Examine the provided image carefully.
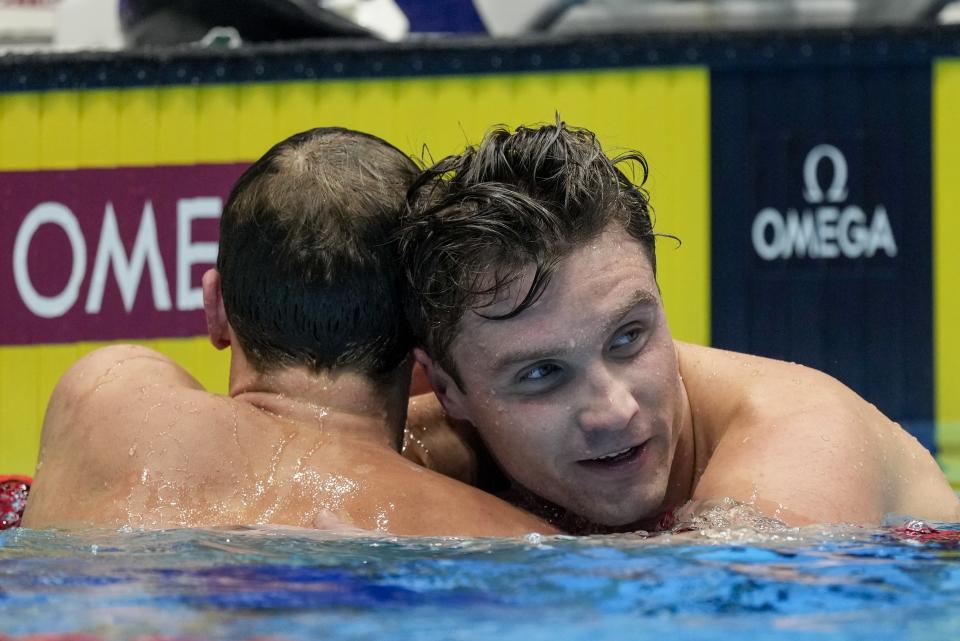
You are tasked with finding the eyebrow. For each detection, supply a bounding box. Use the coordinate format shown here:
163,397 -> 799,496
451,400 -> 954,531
490,288 -> 659,373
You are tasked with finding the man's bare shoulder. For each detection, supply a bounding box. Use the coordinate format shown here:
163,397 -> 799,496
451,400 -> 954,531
675,341 -> 878,439
40,344 -> 221,464
23,345 -> 236,527
676,342 -> 848,406
47,344 -> 204,412
675,341 -> 959,525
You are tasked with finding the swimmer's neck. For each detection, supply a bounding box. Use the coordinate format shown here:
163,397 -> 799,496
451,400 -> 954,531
227,350 -> 409,451
659,373 -> 702,517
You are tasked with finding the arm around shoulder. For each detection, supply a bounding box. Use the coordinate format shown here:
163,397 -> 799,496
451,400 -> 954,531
378,466 -> 560,537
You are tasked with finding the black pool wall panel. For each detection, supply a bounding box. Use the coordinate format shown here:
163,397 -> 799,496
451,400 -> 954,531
711,61 -> 934,450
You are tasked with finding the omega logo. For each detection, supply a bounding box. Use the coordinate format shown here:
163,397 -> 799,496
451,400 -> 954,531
751,144 -> 898,261
12,198 -> 220,319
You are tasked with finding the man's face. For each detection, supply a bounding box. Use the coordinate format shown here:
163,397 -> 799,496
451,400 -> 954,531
435,226 -> 685,526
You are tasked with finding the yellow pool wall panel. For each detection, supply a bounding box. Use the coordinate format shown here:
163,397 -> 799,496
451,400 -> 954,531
934,59 -> 960,487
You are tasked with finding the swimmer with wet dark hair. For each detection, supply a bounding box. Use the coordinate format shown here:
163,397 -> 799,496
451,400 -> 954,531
21,127 -> 555,536
399,119 -> 960,532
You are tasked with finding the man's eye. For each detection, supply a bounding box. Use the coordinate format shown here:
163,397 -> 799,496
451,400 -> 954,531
519,363 -> 561,383
609,325 -> 647,353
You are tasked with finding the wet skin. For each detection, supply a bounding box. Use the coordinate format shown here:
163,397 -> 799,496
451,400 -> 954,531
419,225 -> 960,528
20,343 -> 557,536
20,267 -> 557,536
424,226 -> 696,528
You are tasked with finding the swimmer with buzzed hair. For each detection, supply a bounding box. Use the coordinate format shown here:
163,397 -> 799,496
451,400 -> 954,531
22,127 -> 555,536
399,120 -> 960,532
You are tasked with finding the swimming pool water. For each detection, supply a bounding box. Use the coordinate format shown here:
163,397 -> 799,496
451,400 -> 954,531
1,522 -> 959,640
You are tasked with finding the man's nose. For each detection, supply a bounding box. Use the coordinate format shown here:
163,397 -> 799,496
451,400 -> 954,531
575,365 -> 639,434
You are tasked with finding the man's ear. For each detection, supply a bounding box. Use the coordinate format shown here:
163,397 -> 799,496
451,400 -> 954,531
413,347 -> 469,421
202,268 -> 231,350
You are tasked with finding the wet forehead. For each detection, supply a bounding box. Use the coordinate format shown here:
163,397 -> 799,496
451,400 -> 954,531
452,228 -> 659,364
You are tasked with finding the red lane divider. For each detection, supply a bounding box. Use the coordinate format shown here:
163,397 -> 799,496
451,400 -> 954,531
0,475 -> 31,530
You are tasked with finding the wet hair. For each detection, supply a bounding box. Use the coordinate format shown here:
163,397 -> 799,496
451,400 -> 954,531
217,127 -> 418,379
399,119 -> 660,388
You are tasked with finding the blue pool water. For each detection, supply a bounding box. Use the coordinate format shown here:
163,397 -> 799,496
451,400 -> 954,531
1,521 -> 959,640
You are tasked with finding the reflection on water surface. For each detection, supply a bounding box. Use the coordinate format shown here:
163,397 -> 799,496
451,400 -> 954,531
1,520 -> 959,641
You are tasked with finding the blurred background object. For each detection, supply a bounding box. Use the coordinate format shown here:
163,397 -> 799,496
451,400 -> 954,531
939,0 -> 960,22
395,0 -> 489,34
328,0 -> 409,40
0,0 -> 412,52
0,0 -> 62,51
56,0 -> 123,50
6,0 -> 960,53
398,0 -> 960,35
117,0 -> 394,47
540,0 -> 960,33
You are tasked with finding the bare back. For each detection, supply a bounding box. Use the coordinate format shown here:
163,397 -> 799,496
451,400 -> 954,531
677,342 -> 960,525
21,345 -> 554,536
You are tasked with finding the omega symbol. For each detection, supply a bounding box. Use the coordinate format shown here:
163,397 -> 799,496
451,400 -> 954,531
751,143 -> 897,261
803,144 -> 848,204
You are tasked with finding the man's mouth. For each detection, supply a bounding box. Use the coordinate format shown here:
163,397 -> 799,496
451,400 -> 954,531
578,441 -> 648,469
